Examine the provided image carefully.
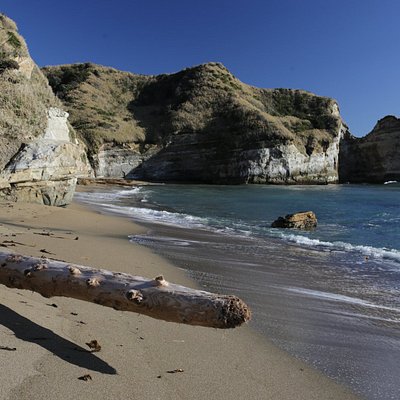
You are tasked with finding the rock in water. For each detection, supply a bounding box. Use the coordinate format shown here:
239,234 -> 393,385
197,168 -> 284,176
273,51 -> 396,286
271,211 -> 317,230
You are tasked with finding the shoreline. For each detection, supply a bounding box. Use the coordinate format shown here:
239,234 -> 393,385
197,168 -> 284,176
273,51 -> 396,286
73,182 -> 400,399
0,200 -> 359,400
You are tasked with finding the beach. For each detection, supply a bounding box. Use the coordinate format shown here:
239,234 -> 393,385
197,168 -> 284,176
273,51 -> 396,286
73,182 -> 400,400
0,199 -> 360,400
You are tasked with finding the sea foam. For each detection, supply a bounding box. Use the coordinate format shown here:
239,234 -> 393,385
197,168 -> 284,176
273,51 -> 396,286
281,233 -> 400,264
285,287 -> 400,314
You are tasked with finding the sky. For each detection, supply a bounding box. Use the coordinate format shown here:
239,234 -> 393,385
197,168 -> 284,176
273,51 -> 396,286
1,0 -> 399,137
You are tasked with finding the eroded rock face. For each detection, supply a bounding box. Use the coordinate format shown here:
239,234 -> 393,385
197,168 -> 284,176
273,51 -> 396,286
0,108 -> 91,206
339,116 -> 400,183
43,107 -> 71,141
271,211 -> 318,230
96,143 -> 157,178
132,124 -> 346,184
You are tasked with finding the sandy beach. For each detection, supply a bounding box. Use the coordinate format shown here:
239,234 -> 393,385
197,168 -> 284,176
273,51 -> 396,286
0,199 -> 360,400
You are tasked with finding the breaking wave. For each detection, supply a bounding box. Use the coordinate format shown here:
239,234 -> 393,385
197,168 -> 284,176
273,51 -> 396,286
74,184 -> 400,266
281,233 -> 400,264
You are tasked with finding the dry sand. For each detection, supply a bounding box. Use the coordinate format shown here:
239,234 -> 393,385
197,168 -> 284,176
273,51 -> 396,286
0,200 -> 360,400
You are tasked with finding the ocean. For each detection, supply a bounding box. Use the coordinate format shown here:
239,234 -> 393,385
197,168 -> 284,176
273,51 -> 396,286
75,183 -> 400,400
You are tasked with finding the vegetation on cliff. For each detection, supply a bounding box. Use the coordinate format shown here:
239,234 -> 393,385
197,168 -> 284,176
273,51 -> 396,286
43,62 -> 342,173
43,63 -> 150,164
0,14 -> 60,170
0,14 -> 91,206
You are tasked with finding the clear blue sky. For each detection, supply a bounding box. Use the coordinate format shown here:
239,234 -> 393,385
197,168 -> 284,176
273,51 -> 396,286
2,0 -> 399,136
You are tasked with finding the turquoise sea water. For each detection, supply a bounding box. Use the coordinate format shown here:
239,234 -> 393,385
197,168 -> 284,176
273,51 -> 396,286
77,183 -> 400,263
75,183 -> 400,400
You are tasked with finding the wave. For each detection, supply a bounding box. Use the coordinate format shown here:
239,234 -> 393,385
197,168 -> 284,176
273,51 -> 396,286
97,203 -> 209,229
285,287 -> 400,314
75,186 -> 400,265
75,186 -> 142,202
384,181 -> 398,185
115,187 -> 142,196
281,233 -> 400,264
75,187 -> 210,229
100,200 -> 400,265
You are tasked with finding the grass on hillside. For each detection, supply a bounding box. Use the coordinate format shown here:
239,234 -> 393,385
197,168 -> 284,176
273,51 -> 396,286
44,61 -> 341,165
0,16 -> 62,169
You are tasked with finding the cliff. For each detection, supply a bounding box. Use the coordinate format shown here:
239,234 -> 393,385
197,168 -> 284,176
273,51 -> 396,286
2,14 -> 396,188
43,62 -> 348,184
0,14 -> 91,205
339,116 -> 400,183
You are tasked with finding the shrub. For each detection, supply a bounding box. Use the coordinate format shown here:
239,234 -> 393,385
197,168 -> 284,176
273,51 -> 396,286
7,31 -> 21,49
0,59 -> 19,74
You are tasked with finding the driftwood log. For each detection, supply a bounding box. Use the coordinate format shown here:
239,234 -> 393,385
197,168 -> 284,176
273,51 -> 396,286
0,251 -> 251,329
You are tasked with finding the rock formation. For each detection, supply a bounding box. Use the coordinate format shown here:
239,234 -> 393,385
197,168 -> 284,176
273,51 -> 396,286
339,116 -> 400,183
271,211 -> 318,230
43,62 -> 348,184
0,107 -> 90,205
0,14 -> 91,205
2,14 -> 397,189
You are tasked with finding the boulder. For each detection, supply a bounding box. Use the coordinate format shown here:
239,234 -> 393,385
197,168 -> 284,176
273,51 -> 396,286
271,211 -> 317,230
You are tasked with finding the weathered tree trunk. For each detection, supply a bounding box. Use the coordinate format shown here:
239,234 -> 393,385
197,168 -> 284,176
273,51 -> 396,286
0,251 -> 251,329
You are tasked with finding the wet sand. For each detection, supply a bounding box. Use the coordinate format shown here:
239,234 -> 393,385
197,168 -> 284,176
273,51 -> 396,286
129,222 -> 400,400
0,200 -> 359,400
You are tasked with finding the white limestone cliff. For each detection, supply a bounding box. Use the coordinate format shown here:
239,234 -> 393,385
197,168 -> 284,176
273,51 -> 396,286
0,107 -> 91,206
240,123 -> 346,184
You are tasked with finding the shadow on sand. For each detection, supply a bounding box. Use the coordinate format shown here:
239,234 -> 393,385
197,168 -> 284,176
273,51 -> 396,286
0,304 -> 117,374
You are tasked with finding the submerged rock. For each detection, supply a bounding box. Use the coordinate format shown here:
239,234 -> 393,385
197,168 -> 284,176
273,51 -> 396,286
271,211 -> 318,230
